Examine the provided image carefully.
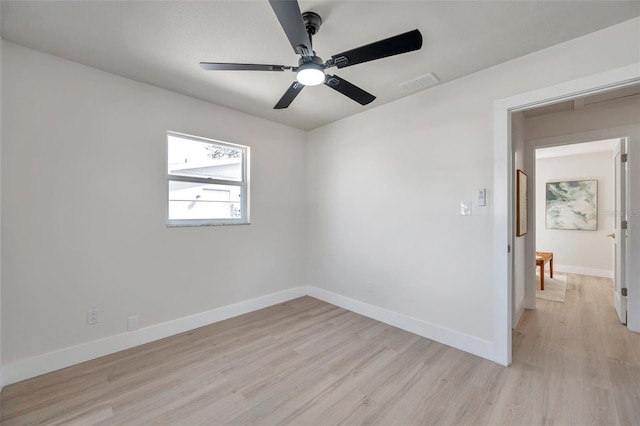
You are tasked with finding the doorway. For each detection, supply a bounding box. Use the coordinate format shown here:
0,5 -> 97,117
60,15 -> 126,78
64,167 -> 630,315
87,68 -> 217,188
530,138 -> 626,323
492,63 -> 640,366
518,87 -> 639,327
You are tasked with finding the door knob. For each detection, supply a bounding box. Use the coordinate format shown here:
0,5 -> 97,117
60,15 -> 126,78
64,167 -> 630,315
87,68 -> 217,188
607,233 -> 615,239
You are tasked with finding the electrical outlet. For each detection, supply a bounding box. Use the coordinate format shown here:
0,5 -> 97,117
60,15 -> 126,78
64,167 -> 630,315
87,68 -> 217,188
366,281 -> 373,293
127,315 -> 139,331
87,309 -> 99,325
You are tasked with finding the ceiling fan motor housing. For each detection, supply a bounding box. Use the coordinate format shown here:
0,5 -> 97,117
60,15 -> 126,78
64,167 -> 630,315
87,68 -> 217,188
298,55 -> 323,67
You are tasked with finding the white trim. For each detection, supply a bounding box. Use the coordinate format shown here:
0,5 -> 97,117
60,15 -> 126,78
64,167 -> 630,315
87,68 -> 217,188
305,286 -> 496,363
493,63 -> 640,366
1,287 -> 307,387
553,264 -> 614,279
493,97 -> 514,367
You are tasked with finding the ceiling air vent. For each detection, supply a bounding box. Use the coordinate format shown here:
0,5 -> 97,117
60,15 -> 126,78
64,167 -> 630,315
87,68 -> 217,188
400,73 -> 439,93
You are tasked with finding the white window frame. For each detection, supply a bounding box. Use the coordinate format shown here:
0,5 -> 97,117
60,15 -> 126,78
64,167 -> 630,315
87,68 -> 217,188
166,131 -> 250,227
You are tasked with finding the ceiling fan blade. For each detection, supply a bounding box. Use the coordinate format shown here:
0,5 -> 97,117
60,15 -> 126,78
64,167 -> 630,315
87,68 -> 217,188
330,29 -> 422,69
274,81 -> 305,109
324,74 -> 375,106
200,62 -> 292,72
268,0 -> 313,57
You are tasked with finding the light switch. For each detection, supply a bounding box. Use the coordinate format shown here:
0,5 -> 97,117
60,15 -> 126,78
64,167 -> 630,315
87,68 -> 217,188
461,201 -> 471,216
478,188 -> 486,207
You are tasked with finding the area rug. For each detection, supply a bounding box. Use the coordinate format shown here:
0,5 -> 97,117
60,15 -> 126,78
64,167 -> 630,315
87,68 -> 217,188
535,274 -> 567,303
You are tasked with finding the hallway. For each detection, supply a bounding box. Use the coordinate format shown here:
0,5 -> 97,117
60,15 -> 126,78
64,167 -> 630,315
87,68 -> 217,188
506,274 -> 640,424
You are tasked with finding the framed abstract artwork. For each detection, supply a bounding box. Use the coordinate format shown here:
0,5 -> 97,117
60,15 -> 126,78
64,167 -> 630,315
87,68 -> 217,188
546,180 -> 597,230
516,170 -> 527,237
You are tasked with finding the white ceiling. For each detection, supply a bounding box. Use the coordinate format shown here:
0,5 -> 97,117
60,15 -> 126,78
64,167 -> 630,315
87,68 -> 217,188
536,139 -> 619,159
2,1 -> 639,130
524,85 -> 640,118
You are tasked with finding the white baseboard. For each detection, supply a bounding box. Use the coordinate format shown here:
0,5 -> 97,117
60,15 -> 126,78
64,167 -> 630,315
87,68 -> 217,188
305,286 -> 496,363
554,264 -> 613,279
2,287 -> 307,387
3,285 -> 500,387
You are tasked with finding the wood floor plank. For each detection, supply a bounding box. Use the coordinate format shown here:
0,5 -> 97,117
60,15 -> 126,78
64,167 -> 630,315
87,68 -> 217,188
2,275 -> 640,425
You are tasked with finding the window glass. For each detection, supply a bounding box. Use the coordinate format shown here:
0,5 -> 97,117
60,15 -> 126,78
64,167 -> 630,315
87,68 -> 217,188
167,132 -> 248,226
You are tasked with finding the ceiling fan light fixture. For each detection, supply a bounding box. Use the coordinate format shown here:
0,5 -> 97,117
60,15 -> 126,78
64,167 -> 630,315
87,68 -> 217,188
296,62 -> 325,86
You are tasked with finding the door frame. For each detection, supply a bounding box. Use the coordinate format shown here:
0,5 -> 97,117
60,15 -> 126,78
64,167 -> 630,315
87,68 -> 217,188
525,130 -> 636,317
492,63 -> 640,366
613,137 -> 628,324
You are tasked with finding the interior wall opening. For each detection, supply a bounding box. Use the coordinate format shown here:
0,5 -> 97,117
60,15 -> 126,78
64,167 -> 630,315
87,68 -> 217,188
511,84 -> 640,339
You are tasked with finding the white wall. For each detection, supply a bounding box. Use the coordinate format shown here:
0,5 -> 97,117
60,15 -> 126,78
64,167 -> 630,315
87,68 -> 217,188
1,42 -> 307,369
536,151 -> 614,277
307,18 -> 640,359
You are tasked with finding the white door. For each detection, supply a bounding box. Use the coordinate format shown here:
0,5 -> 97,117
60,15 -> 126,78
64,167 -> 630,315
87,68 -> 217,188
612,138 -> 627,324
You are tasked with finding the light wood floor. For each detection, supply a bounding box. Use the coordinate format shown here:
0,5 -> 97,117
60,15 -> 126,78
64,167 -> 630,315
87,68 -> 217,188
1,274 -> 639,425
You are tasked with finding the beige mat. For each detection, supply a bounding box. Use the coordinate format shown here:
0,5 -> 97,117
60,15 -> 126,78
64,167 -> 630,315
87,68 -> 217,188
536,274 -> 567,303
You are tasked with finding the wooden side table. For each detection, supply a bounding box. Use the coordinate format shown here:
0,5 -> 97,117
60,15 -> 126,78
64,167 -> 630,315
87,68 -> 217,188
536,251 -> 553,291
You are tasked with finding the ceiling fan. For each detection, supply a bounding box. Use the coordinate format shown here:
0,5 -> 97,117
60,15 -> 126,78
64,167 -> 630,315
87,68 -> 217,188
200,0 -> 423,109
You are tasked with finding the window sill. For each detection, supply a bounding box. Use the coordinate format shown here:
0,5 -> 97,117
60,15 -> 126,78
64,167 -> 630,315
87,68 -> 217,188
166,220 -> 251,227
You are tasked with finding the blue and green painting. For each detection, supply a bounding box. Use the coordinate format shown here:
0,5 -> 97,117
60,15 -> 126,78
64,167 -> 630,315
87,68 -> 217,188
546,180 -> 597,230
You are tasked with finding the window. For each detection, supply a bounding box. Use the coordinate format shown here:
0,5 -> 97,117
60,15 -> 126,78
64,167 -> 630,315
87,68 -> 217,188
167,131 -> 249,226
